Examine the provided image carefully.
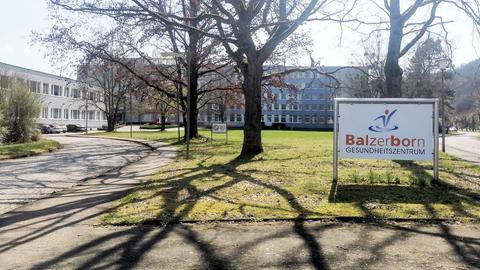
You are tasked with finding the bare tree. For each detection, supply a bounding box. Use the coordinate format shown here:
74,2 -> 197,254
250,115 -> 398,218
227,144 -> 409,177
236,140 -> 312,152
46,0 -> 336,155
78,57 -> 135,131
353,0 -> 480,97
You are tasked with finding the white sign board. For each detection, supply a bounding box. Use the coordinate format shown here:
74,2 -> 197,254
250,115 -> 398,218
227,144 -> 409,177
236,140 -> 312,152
212,123 -> 227,133
337,100 -> 435,161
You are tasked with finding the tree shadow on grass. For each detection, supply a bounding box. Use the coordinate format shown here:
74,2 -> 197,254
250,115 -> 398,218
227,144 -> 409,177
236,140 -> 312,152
329,160 -> 480,268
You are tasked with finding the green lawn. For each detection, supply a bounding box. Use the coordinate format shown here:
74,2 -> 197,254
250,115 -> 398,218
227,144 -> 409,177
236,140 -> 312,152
96,130 -> 480,224
0,139 -> 61,160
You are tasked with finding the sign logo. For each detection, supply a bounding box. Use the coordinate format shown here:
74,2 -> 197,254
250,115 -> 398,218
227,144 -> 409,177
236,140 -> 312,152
368,109 -> 399,132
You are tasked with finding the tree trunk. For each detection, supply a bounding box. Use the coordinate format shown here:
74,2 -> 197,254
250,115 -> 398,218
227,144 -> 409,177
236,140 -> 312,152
160,115 -> 166,131
240,61 -> 263,156
107,115 -> 116,132
385,1 -> 403,98
187,71 -> 199,139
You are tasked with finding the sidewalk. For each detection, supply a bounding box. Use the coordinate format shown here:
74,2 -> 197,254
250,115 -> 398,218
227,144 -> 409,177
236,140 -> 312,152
0,139 -> 177,269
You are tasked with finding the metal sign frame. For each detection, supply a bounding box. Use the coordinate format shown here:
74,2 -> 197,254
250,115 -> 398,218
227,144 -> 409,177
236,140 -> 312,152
211,122 -> 228,144
333,98 -> 439,182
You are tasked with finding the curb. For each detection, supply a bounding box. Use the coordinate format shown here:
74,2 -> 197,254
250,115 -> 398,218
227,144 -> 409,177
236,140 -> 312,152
65,134 -> 158,151
107,216 -> 479,227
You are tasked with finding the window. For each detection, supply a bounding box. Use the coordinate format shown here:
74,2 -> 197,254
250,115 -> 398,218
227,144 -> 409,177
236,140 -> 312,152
229,114 -> 235,122
267,115 -> 272,122
81,110 -> 86,120
280,104 -> 287,110
311,104 -> 318,110
274,115 -> 279,123
64,87 -> 70,97
28,80 -> 40,93
42,83 -> 49,94
291,115 -> 297,123
71,110 -> 80,120
298,116 -> 302,123
280,93 -> 286,100
312,115 -> 318,124
305,116 -> 311,124
0,75 -> 12,89
273,103 -> 279,110
328,105 -> 333,111
64,109 -> 69,120
51,85 -> 62,96
41,107 -> 49,119
51,108 -> 62,119
319,104 -> 325,111
236,114 -> 242,122
281,115 -> 286,123
305,104 -> 310,110
72,88 -> 80,98
88,111 -> 95,120
319,116 -> 325,123
89,92 -> 96,101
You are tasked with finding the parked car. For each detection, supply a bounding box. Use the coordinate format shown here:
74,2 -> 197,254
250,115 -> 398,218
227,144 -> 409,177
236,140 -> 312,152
38,124 -> 59,134
56,125 -> 68,133
48,124 -> 63,134
66,124 -> 87,132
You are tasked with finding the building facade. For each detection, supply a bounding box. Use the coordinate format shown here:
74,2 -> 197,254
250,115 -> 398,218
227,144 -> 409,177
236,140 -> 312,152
0,62 -> 107,129
198,67 -> 343,129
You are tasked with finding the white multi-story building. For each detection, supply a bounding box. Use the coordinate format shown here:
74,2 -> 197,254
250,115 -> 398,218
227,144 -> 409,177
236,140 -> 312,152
0,62 -> 107,128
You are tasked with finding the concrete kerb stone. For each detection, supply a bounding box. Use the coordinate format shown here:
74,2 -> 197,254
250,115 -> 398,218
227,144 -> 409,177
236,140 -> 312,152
66,134 -> 157,150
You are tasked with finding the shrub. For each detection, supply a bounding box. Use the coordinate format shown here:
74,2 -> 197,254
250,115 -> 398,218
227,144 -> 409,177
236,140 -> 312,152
0,82 -> 40,144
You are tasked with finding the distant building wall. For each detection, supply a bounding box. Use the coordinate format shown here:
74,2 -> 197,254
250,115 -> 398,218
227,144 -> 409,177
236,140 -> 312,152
0,62 -> 107,128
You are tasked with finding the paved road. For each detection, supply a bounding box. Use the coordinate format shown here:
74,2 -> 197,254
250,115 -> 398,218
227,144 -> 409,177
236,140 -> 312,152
445,132 -> 480,166
0,135 -> 148,215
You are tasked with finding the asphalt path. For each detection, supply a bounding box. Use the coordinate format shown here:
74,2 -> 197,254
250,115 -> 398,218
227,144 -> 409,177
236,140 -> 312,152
0,135 -> 148,215
445,132 -> 480,166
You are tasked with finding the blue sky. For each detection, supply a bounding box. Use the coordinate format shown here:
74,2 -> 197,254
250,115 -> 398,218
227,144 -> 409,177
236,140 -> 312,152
0,0 -> 479,77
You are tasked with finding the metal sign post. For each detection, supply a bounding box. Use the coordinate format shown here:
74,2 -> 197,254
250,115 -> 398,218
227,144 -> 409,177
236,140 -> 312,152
333,98 -> 439,184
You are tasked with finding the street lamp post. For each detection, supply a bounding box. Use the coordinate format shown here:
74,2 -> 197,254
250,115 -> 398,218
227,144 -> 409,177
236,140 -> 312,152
84,87 -> 89,135
161,52 -> 184,144
437,58 -> 450,153
161,51 -> 190,158
185,51 -> 191,159
130,91 -> 133,138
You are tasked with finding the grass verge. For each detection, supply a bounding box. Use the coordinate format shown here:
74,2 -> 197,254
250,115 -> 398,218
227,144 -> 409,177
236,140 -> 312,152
0,139 -> 61,160
96,130 -> 480,224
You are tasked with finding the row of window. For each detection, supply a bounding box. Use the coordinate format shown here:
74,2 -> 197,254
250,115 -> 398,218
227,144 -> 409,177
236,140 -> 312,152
0,75 -> 102,101
203,114 -> 333,124
272,92 -> 331,101
264,103 -> 334,111
40,108 -> 106,121
261,114 -> 333,124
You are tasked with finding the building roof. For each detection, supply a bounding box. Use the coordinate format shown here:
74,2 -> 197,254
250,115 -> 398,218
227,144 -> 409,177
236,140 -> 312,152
0,61 -> 76,82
